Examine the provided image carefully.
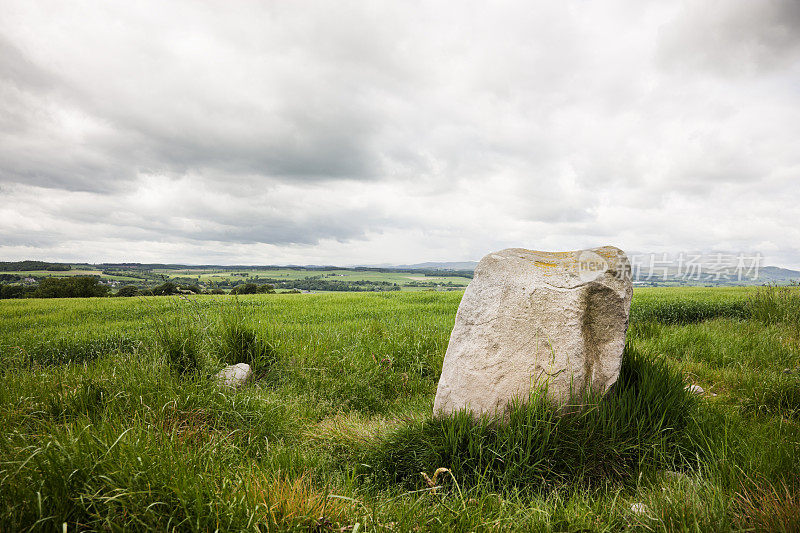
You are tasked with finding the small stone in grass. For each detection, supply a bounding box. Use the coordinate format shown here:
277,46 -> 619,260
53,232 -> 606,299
217,363 -> 252,389
685,384 -> 704,395
631,502 -> 648,515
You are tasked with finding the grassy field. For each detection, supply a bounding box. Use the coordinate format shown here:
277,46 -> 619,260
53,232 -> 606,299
1,286 -> 798,531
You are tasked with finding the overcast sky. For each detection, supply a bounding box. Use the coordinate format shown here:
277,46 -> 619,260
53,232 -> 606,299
1,1 -> 798,267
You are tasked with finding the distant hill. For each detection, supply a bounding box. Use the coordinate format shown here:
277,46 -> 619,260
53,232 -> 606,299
386,260 -> 800,286
390,261 -> 480,271
758,266 -> 800,282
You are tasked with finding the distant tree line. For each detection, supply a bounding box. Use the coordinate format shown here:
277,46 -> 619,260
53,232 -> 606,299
0,275 -> 304,299
101,269 -> 150,280
230,283 -> 274,294
0,276 -> 108,299
112,281 -> 267,297
419,270 -> 473,279
404,280 -> 465,288
117,282 -> 203,296
0,261 -> 71,272
0,278 -> 202,299
256,277 -> 400,292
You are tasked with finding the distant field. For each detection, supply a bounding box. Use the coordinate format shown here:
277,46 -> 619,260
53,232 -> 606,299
152,267 -> 471,289
8,264 -> 794,294
1,269 -> 144,282
2,266 -> 471,292
1,286 -> 798,530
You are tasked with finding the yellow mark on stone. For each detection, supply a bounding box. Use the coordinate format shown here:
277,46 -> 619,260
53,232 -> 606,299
528,249 -> 614,276
523,249 -> 572,257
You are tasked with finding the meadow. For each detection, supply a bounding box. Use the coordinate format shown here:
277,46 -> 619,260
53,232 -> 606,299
0,286 -> 798,531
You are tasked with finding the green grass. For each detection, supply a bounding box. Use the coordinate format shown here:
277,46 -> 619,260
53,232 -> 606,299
362,344 -> 698,493
0,287 -> 798,531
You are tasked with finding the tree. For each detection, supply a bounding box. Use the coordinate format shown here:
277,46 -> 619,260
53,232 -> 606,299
149,282 -> 179,296
231,283 -> 275,295
116,285 -> 139,297
34,276 -> 109,298
231,283 -> 258,295
180,284 -> 201,294
257,284 -> 275,294
0,285 -> 32,299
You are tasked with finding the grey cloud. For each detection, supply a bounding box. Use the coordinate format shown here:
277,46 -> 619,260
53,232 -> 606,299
0,38 -> 141,192
0,7 -> 419,192
0,37 -> 52,92
25,179 -> 389,247
657,0 -> 800,76
0,229 -> 60,248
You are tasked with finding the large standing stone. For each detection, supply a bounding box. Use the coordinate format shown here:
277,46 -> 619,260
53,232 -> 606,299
433,246 -> 632,417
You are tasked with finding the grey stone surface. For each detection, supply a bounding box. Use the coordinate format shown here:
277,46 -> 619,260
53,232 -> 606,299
217,363 -> 252,389
433,246 -> 632,417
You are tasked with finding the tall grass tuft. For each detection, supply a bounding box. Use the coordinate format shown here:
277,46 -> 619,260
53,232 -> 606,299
747,284 -> 800,330
217,300 -> 276,373
46,377 -> 107,423
361,344 -> 697,493
0,423 -> 259,531
740,373 -> 800,420
5,333 -> 142,368
151,299 -> 207,376
155,323 -> 202,376
630,299 -> 749,325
